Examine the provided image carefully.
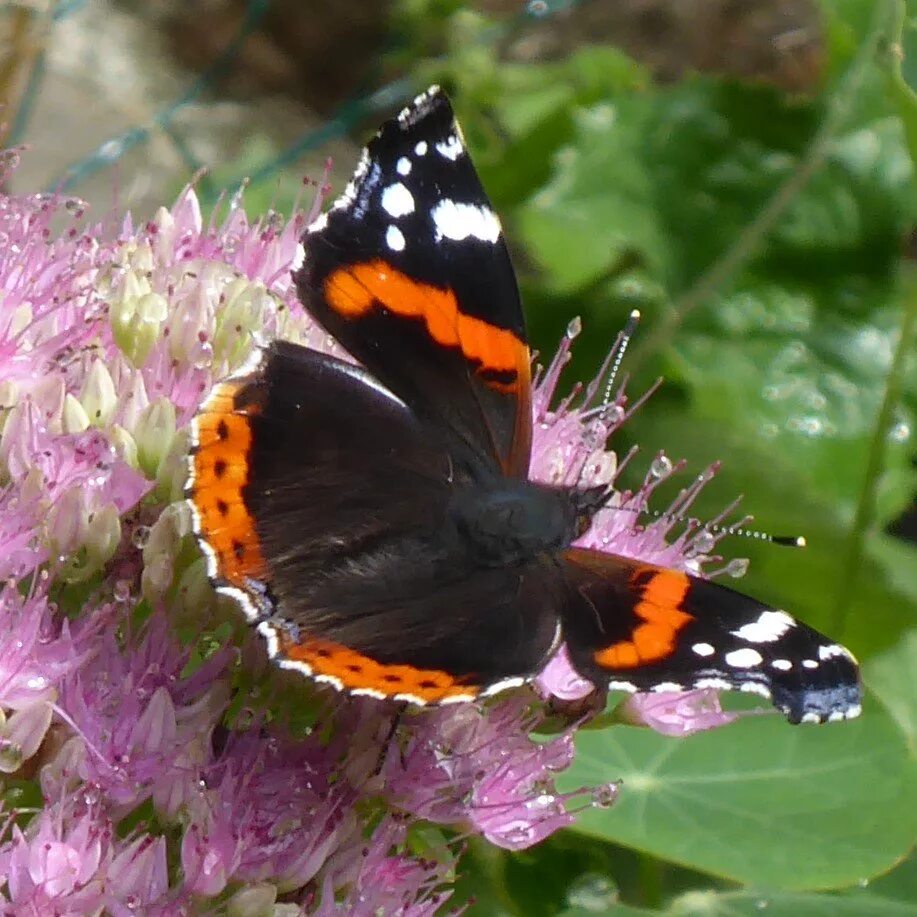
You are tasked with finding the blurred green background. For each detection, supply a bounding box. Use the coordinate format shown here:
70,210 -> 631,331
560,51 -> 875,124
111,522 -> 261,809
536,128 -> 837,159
4,0 -> 914,912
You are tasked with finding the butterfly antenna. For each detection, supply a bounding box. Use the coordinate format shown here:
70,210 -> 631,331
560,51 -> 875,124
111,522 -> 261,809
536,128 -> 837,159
615,504 -> 805,547
601,309 -> 641,410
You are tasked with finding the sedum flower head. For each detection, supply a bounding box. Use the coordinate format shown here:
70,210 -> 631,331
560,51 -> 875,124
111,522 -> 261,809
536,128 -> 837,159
0,162 -> 745,911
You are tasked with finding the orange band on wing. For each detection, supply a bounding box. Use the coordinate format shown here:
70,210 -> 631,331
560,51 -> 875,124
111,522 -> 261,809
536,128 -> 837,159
593,570 -> 693,669
190,381 -> 268,586
276,633 -> 480,704
324,260 -> 527,389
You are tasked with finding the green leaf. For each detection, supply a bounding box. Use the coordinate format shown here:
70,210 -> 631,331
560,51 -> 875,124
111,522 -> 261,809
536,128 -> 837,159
560,853 -> 917,915
560,697 -> 915,889
864,625 -> 917,747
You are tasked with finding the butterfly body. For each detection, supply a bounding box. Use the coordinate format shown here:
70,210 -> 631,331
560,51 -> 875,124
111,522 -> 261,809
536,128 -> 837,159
187,86 -> 862,724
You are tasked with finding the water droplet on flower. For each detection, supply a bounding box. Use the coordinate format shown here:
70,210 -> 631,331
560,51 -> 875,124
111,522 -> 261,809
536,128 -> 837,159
498,823 -> 538,847
131,525 -> 151,548
649,454 -> 672,479
592,782 -> 619,808
0,740 -> 23,772
858,878 -> 870,888
26,676 -> 48,691
726,558 -> 749,578
692,531 -> 716,554
566,316 -> 582,340
755,899 -> 769,910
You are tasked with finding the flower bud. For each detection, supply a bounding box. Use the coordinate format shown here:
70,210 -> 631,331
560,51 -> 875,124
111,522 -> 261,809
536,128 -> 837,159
79,359 -> 117,426
134,397 -> 176,479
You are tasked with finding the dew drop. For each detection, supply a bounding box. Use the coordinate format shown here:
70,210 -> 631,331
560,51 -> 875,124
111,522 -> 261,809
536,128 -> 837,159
566,316 -> 582,340
592,782 -> 620,808
649,454 -> 672,479
0,740 -> 23,772
692,531 -> 716,554
726,558 -> 750,578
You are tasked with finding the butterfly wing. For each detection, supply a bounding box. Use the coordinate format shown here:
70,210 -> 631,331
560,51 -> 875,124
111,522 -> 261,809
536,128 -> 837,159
560,548 -> 862,724
296,86 -> 532,478
188,341 -> 558,703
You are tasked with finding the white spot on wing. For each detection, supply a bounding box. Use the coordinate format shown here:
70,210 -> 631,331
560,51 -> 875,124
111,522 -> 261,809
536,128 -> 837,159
431,200 -> 501,242
651,682 -> 684,693
818,643 -> 853,662
802,659 -> 819,669
257,621 -> 282,659
482,676 -> 526,696
725,648 -> 763,668
731,610 -> 795,643
771,659 -> 793,671
352,687 -> 387,700
692,642 -> 716,657
292,242 -> 306,270
435,134 -> 464,160
414,140 -> 428,156
305,213 -> 327,236
396,156 -> 411,176
694,677 -> 731,691
381,182 -> 415,218
739,681 -> 772,698
800,711 -> 822,724
313,673 -> 344,690
607,680 -> 638,693
385,225 -> 406,252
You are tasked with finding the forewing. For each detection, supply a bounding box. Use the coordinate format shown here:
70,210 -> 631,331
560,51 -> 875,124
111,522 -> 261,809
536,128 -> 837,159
295,86 -> 532,477
560,548 -> 862,724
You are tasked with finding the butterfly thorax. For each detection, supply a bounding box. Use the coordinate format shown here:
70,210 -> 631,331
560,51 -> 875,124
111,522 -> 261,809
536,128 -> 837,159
448,481 -> 579,568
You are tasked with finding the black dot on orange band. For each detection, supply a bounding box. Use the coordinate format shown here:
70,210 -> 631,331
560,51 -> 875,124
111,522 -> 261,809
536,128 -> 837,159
346,664 -> 362,673
314,648 -> 331,658
382,674 -> 401,683
216,499 -> 229,516
214,459 -> 227,478
232,541 -> 245,560
419,679 -> 437,688
216,419 -> 229,440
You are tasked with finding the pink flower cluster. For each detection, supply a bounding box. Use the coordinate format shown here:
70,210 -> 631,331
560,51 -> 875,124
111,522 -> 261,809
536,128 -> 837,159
0,163 -> 737,912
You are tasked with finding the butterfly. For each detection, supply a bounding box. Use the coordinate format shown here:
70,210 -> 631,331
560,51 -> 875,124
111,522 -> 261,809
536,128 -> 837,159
187,86 -> 861,725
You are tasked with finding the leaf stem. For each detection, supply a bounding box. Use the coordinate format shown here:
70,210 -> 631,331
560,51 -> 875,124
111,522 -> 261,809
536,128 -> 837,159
831,283 -> 917,639
627,1 -> 897,374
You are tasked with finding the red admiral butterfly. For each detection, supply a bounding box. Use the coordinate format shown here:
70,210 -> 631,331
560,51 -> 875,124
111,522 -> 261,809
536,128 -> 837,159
187,86 -> 862,725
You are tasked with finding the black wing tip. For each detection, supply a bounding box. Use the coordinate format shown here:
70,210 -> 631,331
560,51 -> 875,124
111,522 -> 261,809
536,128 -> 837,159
776,679 -> 863,725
